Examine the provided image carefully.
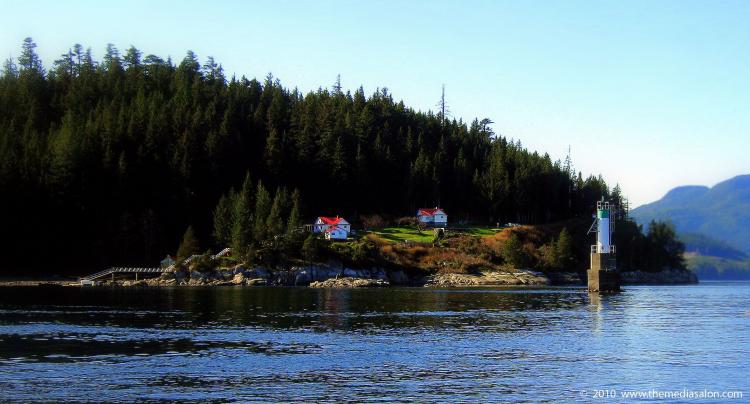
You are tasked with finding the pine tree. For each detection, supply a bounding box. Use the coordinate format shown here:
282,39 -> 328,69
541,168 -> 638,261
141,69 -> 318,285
266,188 -> 285,237
176,226 -> 199,262
231,173 -> 254,254
264,127 -> 282,175
556,228 -> 575,271
18,37 -> 43,74
213,191 -> 234,247
253,181 -> 272,242
286,189 -> 301,234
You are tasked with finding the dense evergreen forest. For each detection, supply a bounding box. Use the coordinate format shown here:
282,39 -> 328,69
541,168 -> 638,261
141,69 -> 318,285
1,38 -> 638,274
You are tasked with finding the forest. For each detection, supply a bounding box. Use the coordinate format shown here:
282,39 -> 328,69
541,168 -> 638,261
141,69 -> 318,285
0,38 -> 679,275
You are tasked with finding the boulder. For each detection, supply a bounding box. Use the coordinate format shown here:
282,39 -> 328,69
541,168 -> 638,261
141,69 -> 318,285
246,278 -> 267,286
122,279 -> 148,287
232,273 -> 246,285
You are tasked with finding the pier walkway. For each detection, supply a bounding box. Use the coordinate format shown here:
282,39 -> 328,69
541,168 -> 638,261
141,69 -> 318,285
79,249 -> 232,285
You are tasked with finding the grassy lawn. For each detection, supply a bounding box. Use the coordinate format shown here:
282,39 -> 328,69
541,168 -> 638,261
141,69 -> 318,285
458,227 -> 500,237
367,227 -> 435,243
366,226 -> 501,243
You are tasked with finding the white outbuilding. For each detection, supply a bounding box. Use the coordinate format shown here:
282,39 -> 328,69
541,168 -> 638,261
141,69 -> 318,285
313,216 -> 351,234
416,207 -> 447,227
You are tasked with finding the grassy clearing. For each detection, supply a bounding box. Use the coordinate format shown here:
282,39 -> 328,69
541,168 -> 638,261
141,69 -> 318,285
456,227 -> 500,237
367,227 -> 434,243
366,226 -> 500,243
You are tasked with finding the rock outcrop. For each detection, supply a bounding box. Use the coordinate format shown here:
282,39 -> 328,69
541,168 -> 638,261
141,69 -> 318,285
422,269 -> 551,287
116,261 -> 403,287
309,277 -> 389,288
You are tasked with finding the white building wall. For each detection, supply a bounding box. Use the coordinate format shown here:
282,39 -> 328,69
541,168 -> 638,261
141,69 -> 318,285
325,229 -> 348,240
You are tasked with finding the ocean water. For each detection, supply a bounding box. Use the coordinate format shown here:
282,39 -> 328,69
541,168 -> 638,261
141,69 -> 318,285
0,282 -> 748,402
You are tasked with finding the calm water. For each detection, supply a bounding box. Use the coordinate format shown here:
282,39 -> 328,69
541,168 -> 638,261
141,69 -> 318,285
0,283 -> 748,402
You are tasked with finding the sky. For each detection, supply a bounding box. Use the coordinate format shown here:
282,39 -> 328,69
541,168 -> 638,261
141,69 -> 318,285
1,0 -> 748,207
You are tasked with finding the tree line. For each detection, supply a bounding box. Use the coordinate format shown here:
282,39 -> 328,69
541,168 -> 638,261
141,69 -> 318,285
0,38 -> 661,274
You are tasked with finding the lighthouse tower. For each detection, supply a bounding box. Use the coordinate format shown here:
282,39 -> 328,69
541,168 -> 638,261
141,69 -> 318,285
587,200 -> 620,292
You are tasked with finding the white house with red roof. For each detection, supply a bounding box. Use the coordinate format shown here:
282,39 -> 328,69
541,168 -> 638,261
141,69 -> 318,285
417,207 -> 447,227
313,216 -> 351,238
324,226 -> 349,240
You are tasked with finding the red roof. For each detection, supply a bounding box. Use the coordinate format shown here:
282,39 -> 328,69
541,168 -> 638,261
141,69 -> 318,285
418,208 -> 445,216
319,216 -> 345,225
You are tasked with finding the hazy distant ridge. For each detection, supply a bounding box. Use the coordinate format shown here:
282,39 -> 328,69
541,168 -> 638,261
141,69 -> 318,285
632,174 -> 750,254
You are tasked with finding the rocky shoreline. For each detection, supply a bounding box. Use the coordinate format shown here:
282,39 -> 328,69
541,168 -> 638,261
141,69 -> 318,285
1,261 -> 698,288
67,262 -> 698,288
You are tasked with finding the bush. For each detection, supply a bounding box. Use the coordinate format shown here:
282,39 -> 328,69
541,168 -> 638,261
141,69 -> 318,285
302,234 -> 320,262
432,228 -> 445,244
396,216 -> 419,227
191,252 -> 216,273
502,233 -> 531,268
351,238 -> 378,262
361,214 -> 386,229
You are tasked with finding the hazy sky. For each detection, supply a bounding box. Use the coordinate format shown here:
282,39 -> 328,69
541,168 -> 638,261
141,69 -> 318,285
2,0 -> 748,207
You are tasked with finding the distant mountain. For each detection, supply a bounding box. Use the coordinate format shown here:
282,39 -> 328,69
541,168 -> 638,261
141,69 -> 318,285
678,232 -> 747,260
685,255 -> 750,280
631,175 -> 750,254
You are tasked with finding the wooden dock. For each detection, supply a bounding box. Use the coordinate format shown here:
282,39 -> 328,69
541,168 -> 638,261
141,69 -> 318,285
79,249 -> 232,285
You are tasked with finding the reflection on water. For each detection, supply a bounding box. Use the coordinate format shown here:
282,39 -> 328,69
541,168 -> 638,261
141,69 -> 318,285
0,283 -> 748,402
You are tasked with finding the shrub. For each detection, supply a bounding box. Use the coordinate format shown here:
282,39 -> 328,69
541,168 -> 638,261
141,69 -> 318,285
302,234 -> 320,262
502,233 -> 531,268
191,252 -> 216,273
396,216 -> 419,227
432,228 -> 445,244
361,214 -> 386,229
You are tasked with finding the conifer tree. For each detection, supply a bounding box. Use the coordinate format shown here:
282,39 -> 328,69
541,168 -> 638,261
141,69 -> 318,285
176,225 -> 199,262
266,189 -> 285,237
253,181 -> 272,242
286,189 -> 301,234
556,227 -> 575,271
18,37 -> 43,73
231,173 -> 254,254
213,191 -> 234,247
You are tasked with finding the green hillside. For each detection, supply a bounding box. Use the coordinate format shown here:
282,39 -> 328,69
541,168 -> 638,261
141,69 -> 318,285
686,255 -> 750,280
